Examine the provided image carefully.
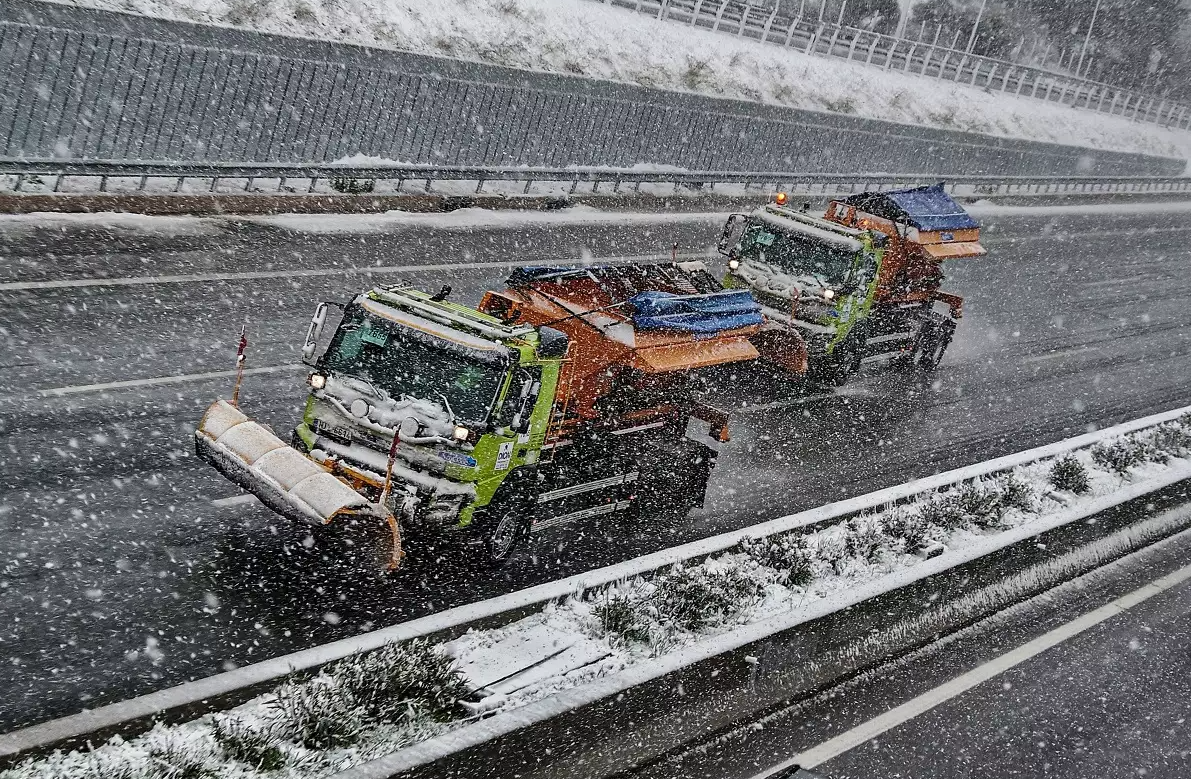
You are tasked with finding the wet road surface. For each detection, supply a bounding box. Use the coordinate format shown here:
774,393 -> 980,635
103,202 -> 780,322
1,204 -> 1189,731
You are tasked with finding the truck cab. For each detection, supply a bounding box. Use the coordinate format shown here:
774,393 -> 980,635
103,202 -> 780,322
719,185 -> 984,384
293,285 -> 565,561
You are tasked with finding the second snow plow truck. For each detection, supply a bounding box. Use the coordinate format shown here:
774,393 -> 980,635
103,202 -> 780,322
195,263 -> 762,570
718,183 -> 985,384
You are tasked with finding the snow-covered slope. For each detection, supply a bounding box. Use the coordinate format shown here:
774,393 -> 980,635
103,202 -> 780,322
50,0 -> 1191,162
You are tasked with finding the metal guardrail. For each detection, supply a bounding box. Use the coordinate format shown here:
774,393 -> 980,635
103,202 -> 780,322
0,0 -> 1183,179
596,0 -> 1191,130
2,160 -> 1191,198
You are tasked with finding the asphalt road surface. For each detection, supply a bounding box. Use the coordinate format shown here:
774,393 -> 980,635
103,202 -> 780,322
1,203 -> 1190,732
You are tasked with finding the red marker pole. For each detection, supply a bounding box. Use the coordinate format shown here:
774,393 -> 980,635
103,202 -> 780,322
231,323 -> 248,407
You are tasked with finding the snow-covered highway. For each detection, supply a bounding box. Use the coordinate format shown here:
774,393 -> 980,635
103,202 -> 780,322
1,203 -> 1190,734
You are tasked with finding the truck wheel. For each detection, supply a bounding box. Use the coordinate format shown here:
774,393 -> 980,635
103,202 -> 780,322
477,500 -> 532,566
910,318 -> 956,372
811,338 -> 862,386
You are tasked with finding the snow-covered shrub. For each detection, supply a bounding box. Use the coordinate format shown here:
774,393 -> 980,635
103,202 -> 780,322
1,748 -> 145,779
1091,439 -> 1147,474
740,534 -> 814,587
1048,455 -> 1090,494
880,508 -> 928,552
953,481 -> 1006,529
593,589 -> 654,645
269,675 -> 366,749
843,518 -> 886,561
654,564 -> 762,631
329,177 -> 375,194
1150,422 -> 1191,458
142,727 -> 219,779
210,715 -> 286,771
996,474 -> 1035,513
327,640 -> 468,723
916,491 -> 967,530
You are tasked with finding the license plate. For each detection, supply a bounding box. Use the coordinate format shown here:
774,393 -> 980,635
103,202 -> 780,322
319,422 -> 354,442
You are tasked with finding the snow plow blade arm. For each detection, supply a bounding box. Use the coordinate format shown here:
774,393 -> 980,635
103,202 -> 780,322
194,400 -> 403,569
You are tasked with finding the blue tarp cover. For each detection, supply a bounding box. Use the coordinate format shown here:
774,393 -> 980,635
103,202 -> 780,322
882,183 -> 980,232
629,290 -> 763,334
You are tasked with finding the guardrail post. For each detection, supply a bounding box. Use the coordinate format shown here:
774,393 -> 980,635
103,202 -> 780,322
826,25 -> 841,56
523,178 -> 533,195
657,0 -> 670,20
935,49 -> 951,78
475,177 -> 485,194
737,3 -> 749,36
781,15 -> 799,48
1015,69 -> 1031,95
99,175 -> 109,193
711,0 -> 729,32
846,30 -> 860,60
309,176 -> 318,193
760,6 -> 778,42
806,22 -> 824,54
690,0 -> 705,25
13,174 -> 23,193
866,35 -> 881,64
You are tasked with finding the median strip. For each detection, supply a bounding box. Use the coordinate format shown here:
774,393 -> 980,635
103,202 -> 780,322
2,405 -> 1190,777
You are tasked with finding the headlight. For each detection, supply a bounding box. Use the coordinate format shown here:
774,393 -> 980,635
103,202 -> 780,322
452,425 -> 470,441
822,289 -> 835,301
309,373 -> 326,389
728,259 -> 740,270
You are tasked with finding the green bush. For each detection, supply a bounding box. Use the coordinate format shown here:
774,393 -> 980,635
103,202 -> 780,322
328,640 -> 469,724
741,534 -> 815,587
594,591 -> 653,644
330,177 -> 375,195
1048,455 -> 1090,494
1091,439 -> 1146,474
844,519 -> 886,561
211,715 -> 285,771
996,474 -> 1035,513
882,508 -> 928,551
269,676 -> 365,750
1152,423 -> 1191,458
654,565 -> 762,632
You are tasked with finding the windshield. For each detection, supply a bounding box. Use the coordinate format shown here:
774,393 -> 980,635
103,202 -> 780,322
740,224 -> 857,288
320,307 -> 507,426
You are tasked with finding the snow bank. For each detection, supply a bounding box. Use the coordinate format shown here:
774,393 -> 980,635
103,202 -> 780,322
48,0 -> 1191,161
7,413 -> 1190,779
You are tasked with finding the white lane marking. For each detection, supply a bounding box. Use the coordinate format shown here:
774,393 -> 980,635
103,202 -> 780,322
36,364 -> 303,397
0,251 -> 710,292
211,494 -> 259,508
1022,345 -> 1098,364
755,560 -> 1191,776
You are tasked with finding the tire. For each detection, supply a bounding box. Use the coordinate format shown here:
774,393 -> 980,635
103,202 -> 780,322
909,317 -> 956,372
476,499 -> 532,566
811,335 -> 862,386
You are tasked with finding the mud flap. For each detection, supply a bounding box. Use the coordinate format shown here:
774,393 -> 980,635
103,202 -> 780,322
195,399 -> 403,570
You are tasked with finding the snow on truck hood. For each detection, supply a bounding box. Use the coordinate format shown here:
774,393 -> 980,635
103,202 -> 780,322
735,258 -> 831,301
321,374 -> 456,440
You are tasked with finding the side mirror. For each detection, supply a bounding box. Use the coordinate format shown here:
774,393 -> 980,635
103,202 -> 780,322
717,214 -> 748,256
537,326 -> 568,359
301,303 -> 330,363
